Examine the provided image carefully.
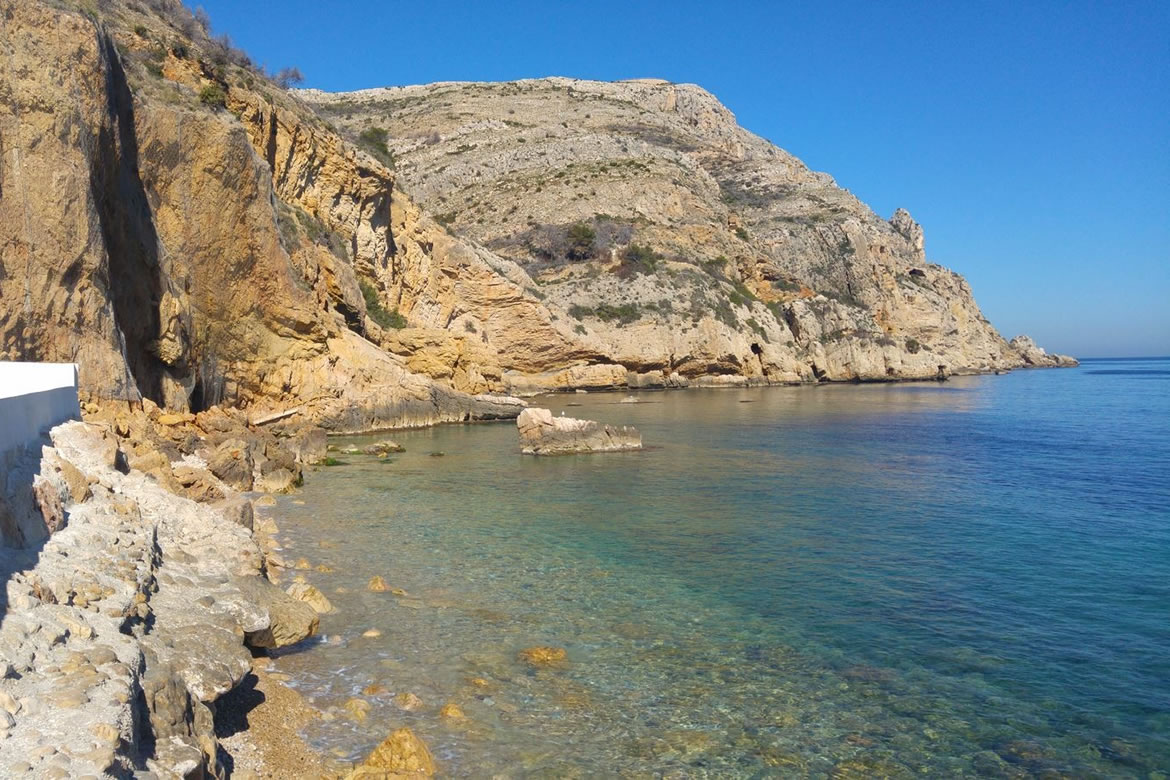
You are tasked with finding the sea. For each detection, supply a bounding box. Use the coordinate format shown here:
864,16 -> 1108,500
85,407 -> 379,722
264,357 -> 1170,777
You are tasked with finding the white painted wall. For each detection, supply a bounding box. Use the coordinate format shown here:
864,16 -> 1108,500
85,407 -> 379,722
0,362 -> 81,456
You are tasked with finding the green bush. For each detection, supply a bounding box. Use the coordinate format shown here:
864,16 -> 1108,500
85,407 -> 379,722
198,85 -> 227,110
358,126 -> 394,168
905,338 -> 921,354
566,223 -> 596,260
618,243 -> 660,277
360,280 -> 407,329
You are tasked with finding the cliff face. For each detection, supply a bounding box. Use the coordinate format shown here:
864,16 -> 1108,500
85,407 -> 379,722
0,0 -> 521,429
303,78 -> 1075,388
1,2 -> 1071,424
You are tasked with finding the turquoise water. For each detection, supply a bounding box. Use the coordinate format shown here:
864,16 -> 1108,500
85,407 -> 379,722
268,358 -> 1170,777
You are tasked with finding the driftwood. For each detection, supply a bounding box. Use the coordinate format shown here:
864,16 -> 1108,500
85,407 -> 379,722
250,407 -> 300,426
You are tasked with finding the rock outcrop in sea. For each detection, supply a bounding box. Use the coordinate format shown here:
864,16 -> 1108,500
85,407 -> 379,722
517,408 -> 642,455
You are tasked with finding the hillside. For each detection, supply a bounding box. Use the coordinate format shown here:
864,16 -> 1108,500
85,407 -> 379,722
302,78 -> 1075,390
0,1 -> 1073,430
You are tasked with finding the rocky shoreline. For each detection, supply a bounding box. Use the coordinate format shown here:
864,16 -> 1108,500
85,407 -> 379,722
0,402 -> 442,777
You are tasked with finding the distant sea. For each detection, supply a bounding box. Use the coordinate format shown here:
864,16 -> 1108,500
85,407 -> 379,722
269,357 -> 1170,776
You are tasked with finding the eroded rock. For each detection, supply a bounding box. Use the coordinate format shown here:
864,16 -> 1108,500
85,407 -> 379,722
517,408 -> 641,455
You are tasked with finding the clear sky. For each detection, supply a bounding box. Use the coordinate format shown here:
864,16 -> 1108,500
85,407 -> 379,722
191,1 -> 1169,357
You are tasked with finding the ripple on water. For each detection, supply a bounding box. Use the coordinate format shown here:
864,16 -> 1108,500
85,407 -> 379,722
268,366 -> 1170,776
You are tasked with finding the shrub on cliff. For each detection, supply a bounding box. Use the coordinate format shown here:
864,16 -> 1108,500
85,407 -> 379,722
566,223 -> 596,260
617,243 -> 660,278
198,84 -> 226,109
360,280 -> 407,329
358,126 -> 395,168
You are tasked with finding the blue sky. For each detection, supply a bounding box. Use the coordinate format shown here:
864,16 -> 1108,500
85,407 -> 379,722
192,1 -> 1169,357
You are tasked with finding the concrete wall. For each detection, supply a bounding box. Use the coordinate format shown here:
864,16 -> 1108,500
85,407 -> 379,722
0,362 -> 81,457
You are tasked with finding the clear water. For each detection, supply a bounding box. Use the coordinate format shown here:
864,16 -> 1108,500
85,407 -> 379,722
267,358 -> 1170,777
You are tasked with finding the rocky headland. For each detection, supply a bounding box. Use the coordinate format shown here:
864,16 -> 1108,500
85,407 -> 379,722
0,0 -> 1079,775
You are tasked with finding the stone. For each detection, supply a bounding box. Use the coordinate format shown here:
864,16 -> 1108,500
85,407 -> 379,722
287,426 -> 329,465
517,408 -> 641,455
344,698 -> 372,722
361,683 -> 388,696
234,576 -> 320,649
368,576 -> 391,592
518,646 -> 569,667
362,629 -> 382,638
172,466 -> 225,504
439,702 -> 465,720
394,692 -> 424,712
349,727 -> 436,777
255,468 -> 299,495
363,440 -> 405,455
286,581 -> 334,614
214,496 -> 255,531
205,439 -> 255,491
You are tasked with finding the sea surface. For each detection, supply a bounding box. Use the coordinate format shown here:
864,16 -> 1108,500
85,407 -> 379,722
267,358 -> 1170,777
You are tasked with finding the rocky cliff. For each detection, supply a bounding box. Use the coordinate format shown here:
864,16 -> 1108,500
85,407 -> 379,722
302,78 -> 1076,389
1,1 -> 1072,430
0,0 -> 521,428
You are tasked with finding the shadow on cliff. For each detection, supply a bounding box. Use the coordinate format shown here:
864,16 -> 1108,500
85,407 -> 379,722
89,31 -> 169,406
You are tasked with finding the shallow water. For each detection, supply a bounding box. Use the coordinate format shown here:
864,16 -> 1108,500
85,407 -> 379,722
268,358 -> 1170,777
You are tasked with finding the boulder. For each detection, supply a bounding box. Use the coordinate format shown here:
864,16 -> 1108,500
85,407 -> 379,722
518,646 -> 569,667
205,438 -> 254,491
255,468 -> 299,494
516,408 -> 641,455
347,727 -> 436,778
1009,335 -> 1078,367
287,426 -> 328,465
234,576 -> 320,649
363,440 -> 405,456
171,466 -> 226,504
286,581 -> 334,614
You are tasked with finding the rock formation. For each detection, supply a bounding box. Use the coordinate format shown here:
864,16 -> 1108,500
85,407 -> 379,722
517,408 -> 642,455
0,0 -> 522,431
303,78 -> 1077,389
0,1 -> 1073,429
0,420 -> 316,776
1009,336 -> 1078,367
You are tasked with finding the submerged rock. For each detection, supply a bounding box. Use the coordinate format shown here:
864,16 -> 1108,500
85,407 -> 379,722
368,576 -> 391,592
518,646 -> 569,667
516,408 -> 641,455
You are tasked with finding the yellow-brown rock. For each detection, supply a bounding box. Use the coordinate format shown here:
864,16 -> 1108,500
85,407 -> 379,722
518,646 -> 569,667
394,692 -> 423,712
439,702 -> 466,720
368,576 -> 390,592
347,727 -> 436,778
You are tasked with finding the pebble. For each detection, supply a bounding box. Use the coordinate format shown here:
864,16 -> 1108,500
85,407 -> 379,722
362,629 -> 382,638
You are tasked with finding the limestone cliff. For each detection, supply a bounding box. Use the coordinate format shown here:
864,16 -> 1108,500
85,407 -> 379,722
303,78 -> 1076,388
0,0 -> 521,429
1,1 -> 1072,426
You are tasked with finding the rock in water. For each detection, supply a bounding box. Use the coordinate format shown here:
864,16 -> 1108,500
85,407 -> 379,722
234,576 -> 320,649
286,581 -> 334,614
518,646 -> 569,667
348,727 -> 437,778
1009,335 -> 1079,367
517,408 -> 641,455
